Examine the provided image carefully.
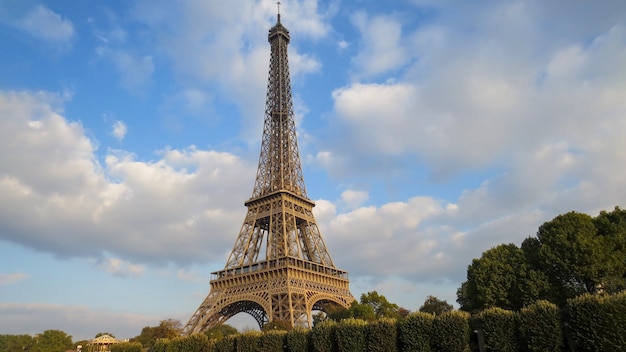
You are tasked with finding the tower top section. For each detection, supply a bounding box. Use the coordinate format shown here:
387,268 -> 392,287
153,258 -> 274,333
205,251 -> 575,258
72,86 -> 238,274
269,2 -> 290,43
251,7 -> 306,200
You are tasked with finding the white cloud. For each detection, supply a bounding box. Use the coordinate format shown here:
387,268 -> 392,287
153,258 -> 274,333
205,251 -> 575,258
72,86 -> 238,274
350,12 -> 409,78
340,189 -> 369,209
14,5 -> 74,46
111,120 -> 127,141
97,257 -> 144,277
0,90 -> 254,266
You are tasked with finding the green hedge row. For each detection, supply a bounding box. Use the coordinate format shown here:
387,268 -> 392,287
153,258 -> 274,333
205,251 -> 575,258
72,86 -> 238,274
148,293 -> 625,352
567,292 -> 626,351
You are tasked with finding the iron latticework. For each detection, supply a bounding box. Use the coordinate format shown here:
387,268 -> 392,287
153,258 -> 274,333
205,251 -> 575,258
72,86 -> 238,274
182,13 -> 354,335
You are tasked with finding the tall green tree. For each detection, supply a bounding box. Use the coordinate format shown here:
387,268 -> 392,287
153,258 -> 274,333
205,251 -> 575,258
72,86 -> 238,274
534,211 -> 611,304
0,334 -> 35,352
133,319 -> 182,348
419,295 -> 453,315
31,330 -> 73,352
359,291 -> 400,319
457,243 -> 549,312
593,206 -> 626,292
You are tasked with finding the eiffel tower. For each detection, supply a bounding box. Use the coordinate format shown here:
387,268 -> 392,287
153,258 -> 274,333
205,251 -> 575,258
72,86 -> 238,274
182,9 -> 354,335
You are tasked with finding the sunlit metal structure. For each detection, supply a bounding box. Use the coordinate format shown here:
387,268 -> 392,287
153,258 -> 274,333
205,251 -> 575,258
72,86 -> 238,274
182,10 -> 354,335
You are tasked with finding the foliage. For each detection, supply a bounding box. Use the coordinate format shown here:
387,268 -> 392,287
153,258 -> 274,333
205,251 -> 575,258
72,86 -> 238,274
151,338 -> 170,352
95,332 -> 115,338
310,320 -> 337,352
517,300 -> 563,352
457,243 -> 549,312
418,295 -> 453,316
258,330 -> 287,352
166,334 -> 212,352
212,335 -> 235,352
334,318 -> 367,352
0,334 -> 36,352
365,318 -> 397,352
458,207 -> 626,312
398,312 -> 434,352
567,292 -> 626,352
235,331 -> 262,352
30,329 -> 74,352
205,324 -> 238,341
534,211 -> 609,304
359,291 -> 400,319
430,311 -> 469,352
262,320 -> 292,332
110,341 -> 142,352
285,326 -> 310,352
134,319 -> 182,348
476,307 -> 518,352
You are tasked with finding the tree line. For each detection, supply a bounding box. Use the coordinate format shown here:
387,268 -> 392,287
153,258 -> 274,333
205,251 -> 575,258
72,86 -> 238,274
456,206 -> 626,312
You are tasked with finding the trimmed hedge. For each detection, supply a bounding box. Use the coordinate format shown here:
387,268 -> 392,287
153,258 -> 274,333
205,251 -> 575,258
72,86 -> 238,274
151,338 -> 170,352
365,318 -> 397,352
517,300 -> 562,352
212,335 -> 236,352
311,320 -> 337,352
430,311 -> 469,352
398,312 -> 434,352
477,307 -> 517,352
335,318 -> 367,352
567,292 -> 626,351
286,327 -> 310,352
258,330 -> 287,352
110,341 -> 142,352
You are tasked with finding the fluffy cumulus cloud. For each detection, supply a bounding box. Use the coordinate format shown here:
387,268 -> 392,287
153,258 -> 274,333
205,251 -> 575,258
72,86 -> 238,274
0,90 -> 254,267
307,1 -> 626,294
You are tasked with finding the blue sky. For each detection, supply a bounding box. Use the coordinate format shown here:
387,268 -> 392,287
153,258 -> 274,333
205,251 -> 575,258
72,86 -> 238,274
2,0 -> 626,341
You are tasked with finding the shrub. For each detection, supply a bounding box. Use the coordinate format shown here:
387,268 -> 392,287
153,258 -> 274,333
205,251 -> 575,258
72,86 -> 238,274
311,320 -> 337,352
365,318 -> 397,352
285,327 -> 310,352
151,338 -> 170,352
235,331 -> 262,352
258,330 -> 286,352
110,341 -> 142,352
430,311 -> 469,352
476,307 -> 517,352
567,292 -> 626,351
518,300 -> 562,352
212,335 -> 236,352
335,318 -> 367,352
398,311 -> 434,352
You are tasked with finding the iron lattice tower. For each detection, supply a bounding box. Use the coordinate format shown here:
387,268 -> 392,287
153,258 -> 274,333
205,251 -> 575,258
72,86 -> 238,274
182,12 -> 354,335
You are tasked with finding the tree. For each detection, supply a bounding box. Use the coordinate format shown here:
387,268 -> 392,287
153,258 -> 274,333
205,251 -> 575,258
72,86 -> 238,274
262,320 -> 292,332
534,211 -> 613,304
133,319 -> 182,348
593,206 -> 626,293
95,332 -> 115,338
205,324 -> 238,340
359,291 -> 400,319
457,243 -> 549,312
419,295 -> 453,315
0,334 -> 35,352
31,330 -> 73,352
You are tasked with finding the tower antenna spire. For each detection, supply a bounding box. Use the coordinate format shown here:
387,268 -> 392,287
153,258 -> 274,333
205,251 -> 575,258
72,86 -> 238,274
277,1 -> 281,23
